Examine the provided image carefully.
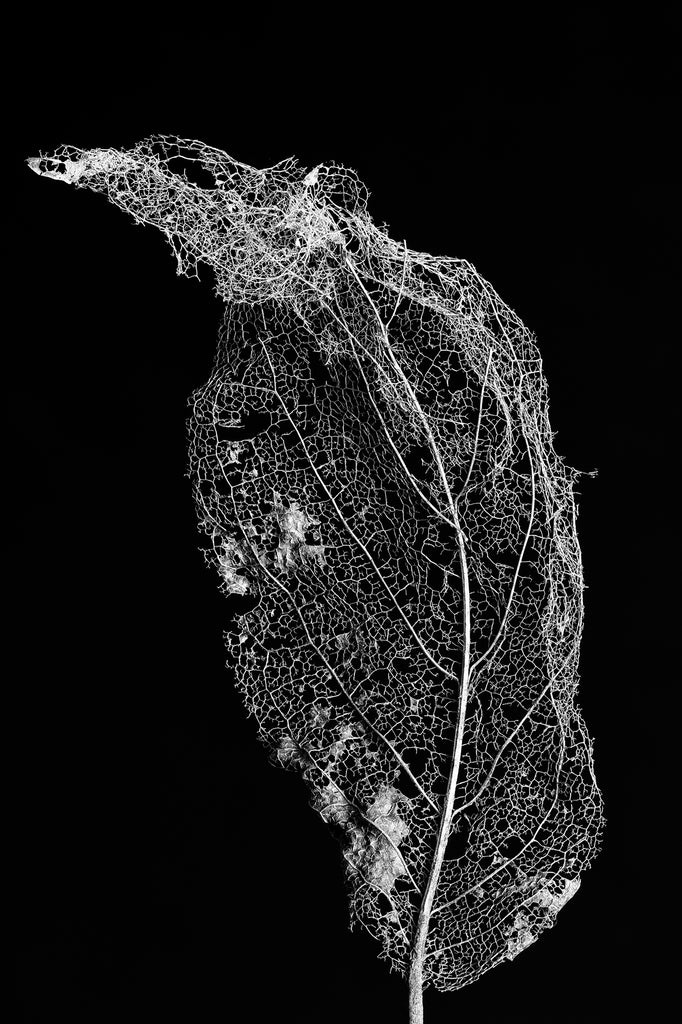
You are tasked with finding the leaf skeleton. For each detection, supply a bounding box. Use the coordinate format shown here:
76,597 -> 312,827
28,137 -> 604,1023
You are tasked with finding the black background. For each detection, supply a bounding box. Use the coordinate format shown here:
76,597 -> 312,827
9,14 -> 676,1022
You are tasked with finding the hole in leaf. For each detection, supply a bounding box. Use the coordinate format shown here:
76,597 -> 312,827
377,892 -> 393,915
445,816 -> 472,861
167,156 -> 217,190
499,835 -> 523,858
219,410 -> 271,440
308,346 -> 331,386
403,444 -> 431,476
